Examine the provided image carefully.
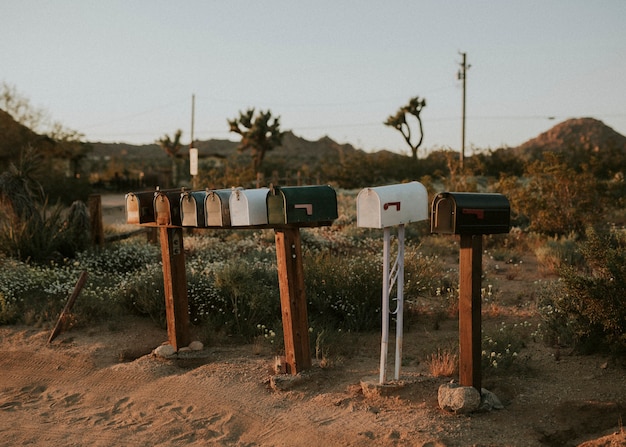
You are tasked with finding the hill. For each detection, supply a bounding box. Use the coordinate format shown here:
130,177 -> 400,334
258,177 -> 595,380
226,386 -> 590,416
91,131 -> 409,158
89,131 -> 362,173
0,109 -> 56,169
513,117 -> 626,159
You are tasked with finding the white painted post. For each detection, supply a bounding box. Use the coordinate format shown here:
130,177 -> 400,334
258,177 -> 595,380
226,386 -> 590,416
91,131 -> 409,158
379,227 -> 391,384
394,224 -> 405,381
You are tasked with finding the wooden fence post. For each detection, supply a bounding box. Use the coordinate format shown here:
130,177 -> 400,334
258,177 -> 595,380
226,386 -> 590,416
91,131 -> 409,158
459,234 -> 482,390
88,194 -> 104,247
159,226 -> 191,350
274,227 -> 312,374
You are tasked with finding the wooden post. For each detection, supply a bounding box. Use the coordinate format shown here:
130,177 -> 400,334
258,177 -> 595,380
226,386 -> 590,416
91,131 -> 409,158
274,227 -> 312,374
88,194 -> 104,247
459,233 -> 482,390
159,226 -> 191,350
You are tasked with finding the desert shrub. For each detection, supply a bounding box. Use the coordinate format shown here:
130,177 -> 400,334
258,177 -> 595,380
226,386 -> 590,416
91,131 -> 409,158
538,227 -> 626,354
482,321 -> 533,373
304,249 -> 382,332
76,239 -> 160,274
498,154 -> 602,236
534,233 -> 584,275
210,260 -> 280,338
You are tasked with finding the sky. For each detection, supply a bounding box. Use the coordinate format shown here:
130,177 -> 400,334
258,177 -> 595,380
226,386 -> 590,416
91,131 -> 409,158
2,1 -> 625,155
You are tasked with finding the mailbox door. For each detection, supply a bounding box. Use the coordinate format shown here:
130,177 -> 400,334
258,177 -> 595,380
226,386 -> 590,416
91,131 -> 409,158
125,191 -> 156,224
206,190 -> 231,227
229,188 -> 269,226
357,181 -> 428,229
431,195 -> 456,233
181,191 -> 207,227
267,185 -> 338,225
180,193 -> 198,227
154,192 -> 172,225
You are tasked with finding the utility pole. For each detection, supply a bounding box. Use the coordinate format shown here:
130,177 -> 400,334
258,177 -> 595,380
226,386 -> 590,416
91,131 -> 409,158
189,94 -> 198,187
457,52 -> 470,169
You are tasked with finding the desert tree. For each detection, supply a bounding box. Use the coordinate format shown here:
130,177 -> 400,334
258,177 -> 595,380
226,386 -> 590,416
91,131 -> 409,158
156,129 -> 184,187
228,108 -> 284,172
1,82 -> 89,178
384,96 -> 426,160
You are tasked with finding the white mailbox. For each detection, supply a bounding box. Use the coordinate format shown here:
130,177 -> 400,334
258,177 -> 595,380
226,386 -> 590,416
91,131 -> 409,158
229,187 -> 269,226
206,189 -> 232,227
356,181 -> 428,229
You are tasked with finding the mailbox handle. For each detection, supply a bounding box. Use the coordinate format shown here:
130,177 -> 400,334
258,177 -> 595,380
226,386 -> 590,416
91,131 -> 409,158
462,208 -> 485,219
294,204 -> 313,215
383,202 -> 401,211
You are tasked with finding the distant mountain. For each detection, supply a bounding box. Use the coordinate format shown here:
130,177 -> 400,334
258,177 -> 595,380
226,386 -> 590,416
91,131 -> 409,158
89,131 -> 360,171
512,117 -> 626,159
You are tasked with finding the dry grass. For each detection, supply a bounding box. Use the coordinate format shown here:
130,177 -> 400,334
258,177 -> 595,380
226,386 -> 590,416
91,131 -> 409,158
426,348 -> 458,377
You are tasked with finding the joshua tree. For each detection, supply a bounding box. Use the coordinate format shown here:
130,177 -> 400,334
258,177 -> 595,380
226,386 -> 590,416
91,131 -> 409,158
228,108 -> 284,172
157,129 -> 183,187
384,96 -> 426,160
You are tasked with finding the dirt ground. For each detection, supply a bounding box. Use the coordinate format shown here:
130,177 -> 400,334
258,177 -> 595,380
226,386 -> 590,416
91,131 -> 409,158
1,198 -> 625,446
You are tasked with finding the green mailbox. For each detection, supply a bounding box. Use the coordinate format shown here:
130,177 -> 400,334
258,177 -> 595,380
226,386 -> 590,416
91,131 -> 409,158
267,185 -> 338,226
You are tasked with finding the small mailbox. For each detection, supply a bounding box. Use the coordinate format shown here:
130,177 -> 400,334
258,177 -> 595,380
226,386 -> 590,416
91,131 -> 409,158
180,190 -> 208,227
267,185 -> 338,225
206,189 -> 233,227
431,192 -> 510,235
125,191 -> 157,224
229,187 -> 269,226
154,190 -> 184,226
356,181 -> 429,229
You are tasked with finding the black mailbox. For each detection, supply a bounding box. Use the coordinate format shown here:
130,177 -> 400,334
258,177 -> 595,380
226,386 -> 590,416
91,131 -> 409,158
431,192 -> 510,235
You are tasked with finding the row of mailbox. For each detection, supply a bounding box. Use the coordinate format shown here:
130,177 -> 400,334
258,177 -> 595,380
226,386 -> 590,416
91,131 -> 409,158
125,182 -> 511,235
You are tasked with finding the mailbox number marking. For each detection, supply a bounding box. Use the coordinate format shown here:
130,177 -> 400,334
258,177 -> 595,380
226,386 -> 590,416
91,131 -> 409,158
383,201 -> 401,211
294,204 -> 313,215
462,208 -> 485,219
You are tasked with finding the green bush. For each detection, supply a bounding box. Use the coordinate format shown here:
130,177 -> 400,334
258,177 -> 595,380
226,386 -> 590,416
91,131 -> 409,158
538,227 -> 626,354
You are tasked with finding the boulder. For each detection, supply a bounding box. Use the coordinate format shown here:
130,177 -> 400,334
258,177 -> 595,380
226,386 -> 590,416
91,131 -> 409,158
438,383 -> 481,414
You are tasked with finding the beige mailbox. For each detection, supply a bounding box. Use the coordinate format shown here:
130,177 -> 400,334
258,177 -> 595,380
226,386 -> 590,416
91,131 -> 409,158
229,187 -> 269,226
206,189 -> 233,227
125,191 -> 156,225
356,181 -> 429,229
180,190 -> 208,227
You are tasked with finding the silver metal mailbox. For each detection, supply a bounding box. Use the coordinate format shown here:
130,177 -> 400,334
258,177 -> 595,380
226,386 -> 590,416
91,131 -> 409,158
229,187 -> 269,226
356,181 -> 429,229
206,189 -> 233,227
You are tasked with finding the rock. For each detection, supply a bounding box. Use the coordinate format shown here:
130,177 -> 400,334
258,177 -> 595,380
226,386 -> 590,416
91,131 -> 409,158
438,383 -> 481,414
480,388 -> 504,411
269,374 -> 302,391
178,347 -> 192,353
189,341 -> 204,351
154,344 -> 176,358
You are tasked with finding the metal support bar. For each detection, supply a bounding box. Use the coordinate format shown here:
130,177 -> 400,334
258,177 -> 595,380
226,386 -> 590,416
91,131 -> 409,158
379,224 -> 406,384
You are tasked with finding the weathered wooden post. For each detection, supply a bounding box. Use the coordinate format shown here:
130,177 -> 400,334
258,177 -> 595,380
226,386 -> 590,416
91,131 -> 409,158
159,226 -> 191,350
266,185 -> 338,375
88,194 -> 104,247
459,234 -> 483,389
274,227 -> 311,374
431,192 -> 510,391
